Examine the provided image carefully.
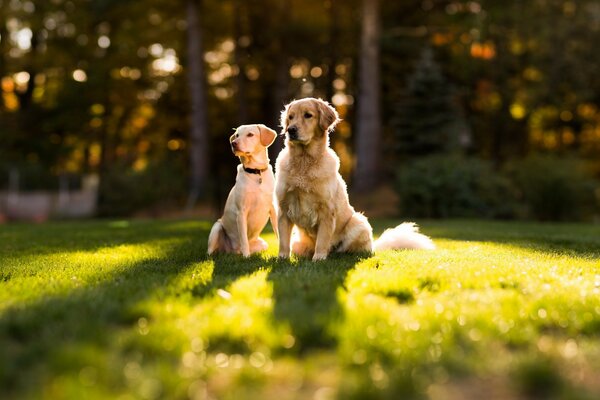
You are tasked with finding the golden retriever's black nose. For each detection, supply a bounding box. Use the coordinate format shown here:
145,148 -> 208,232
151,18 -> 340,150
287,126 -> 298,139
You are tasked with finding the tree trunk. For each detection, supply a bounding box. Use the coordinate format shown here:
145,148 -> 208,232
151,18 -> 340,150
234,0 -> 248,125
353,0 -> 381,192
186,0 -> 210,209
325,0 -> 339,102
267,0 -> 290,161
0,11 -> 8,110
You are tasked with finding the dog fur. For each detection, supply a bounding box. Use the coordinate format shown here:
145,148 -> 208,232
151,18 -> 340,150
207,124 -> 278,257
275,98 -> 434,261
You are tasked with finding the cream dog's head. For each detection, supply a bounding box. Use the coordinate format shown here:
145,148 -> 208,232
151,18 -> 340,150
230,124 -> 277,157
280,98 -> 340,145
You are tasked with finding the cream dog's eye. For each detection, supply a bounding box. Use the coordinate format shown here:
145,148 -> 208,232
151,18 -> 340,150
247,133 -> 254,137
304,113 -> 312,118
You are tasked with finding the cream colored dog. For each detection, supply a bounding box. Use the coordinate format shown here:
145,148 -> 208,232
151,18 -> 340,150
275,98 -> 435,261
207,124 -> 278,257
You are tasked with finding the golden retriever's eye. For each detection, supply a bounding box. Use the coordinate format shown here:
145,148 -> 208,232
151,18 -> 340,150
304,113 -> 312,119
289,114 -> 294,120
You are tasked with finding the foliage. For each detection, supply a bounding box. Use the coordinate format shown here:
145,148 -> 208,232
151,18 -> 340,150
396,154 -> 600,221
1,0 -> 600,215
505,154 -> 599,221
1,219 -> 599,398
396,155 -> 516,219
97,160 -> 186,216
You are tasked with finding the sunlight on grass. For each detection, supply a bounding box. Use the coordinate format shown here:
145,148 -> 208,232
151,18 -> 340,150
0,240 -> 186,311
175,268 -> 292,351
1,220 -> 599,399
336,238 -> 600,397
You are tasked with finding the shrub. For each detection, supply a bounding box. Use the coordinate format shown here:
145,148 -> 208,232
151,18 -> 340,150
396,155 -> 516,219
98,160 -> 186,216
505,155 -> 599,221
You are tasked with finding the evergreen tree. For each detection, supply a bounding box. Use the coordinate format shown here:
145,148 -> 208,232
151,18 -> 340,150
393,48 -> 463,158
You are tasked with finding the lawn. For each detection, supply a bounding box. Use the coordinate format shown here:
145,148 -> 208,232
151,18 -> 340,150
1,219 -> 599,400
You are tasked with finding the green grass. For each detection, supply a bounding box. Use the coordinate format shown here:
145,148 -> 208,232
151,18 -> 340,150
1,219 -> 599,399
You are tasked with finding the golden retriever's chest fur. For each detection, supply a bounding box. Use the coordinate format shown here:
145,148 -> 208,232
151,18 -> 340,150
283,189 -> 325,234
276,147 -> 339,235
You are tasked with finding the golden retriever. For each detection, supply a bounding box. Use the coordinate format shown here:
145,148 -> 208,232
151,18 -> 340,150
208,124 -> 278,256
275,98 -> 434,261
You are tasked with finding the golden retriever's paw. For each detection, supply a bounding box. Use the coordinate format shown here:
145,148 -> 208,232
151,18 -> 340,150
312,253 -> 328,261
278,251 -> 290,259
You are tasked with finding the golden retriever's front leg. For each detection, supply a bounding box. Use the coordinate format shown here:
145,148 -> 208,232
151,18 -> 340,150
313,216 -> 335,261
278,214 -> 293,259
269,204 -> 279,239
237,213 -> 250,257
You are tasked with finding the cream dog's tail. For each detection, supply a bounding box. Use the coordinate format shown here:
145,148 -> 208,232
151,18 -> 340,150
207,219 -> 230,255
373,222 -> 435,251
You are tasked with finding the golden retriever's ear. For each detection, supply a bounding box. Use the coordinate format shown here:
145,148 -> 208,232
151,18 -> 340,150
316,98 -> 340,133
257,124 -> 277,147
279,103 -> 291,135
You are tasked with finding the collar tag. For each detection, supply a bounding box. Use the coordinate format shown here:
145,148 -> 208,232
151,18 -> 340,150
243,166 -> 266,184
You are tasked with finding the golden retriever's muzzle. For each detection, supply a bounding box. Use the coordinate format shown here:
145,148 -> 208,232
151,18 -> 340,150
286,125 -> 299,141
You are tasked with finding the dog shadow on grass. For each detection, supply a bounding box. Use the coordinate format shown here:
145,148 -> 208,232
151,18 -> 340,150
205,237 -> 369,352
266,253 -> 369,352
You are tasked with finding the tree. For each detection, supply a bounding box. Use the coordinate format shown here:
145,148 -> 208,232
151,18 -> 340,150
185,0 -> 210,209
233,0 -> 248,124
0,1 -> 8,110
393,48 -> 462,158
353,0 -> 381,192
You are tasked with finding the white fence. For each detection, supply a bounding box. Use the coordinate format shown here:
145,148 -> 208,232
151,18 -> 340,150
0,174 -> 98,221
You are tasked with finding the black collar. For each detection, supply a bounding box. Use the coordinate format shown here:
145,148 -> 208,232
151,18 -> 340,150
243,166 -> 267,175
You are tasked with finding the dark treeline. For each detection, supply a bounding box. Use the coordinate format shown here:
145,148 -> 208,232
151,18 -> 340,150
1,0 -> 599,219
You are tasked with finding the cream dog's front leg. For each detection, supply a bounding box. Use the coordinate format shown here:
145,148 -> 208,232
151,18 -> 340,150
313,216 -> 335,261
237,211 -> 250,257
270,203 -> 279,239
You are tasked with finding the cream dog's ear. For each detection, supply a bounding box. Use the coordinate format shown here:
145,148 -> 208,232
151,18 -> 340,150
316,98 -> 341,133
257,124 -> 277,147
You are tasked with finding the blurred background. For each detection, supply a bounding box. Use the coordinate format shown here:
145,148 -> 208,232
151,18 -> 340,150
0,0 -> 599,222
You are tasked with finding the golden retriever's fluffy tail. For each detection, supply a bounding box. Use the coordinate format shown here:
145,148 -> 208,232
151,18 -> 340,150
373,222 -> 435,251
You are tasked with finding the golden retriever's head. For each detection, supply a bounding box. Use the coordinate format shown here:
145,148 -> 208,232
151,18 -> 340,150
230,124 -> 276,156
280,98 -> 340,145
